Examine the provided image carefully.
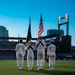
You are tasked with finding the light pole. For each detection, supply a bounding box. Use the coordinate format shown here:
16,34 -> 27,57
58,14 -> 69,41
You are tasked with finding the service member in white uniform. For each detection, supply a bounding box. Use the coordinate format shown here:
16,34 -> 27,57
35,36 -> 46,70
26,42 -> 34,70
15,39 -> 25,70
47,40 -> 56,70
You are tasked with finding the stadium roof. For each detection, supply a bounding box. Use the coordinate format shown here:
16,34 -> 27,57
0,34 -> 58,40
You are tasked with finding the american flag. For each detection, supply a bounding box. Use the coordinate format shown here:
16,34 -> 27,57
38,14 -> 44,37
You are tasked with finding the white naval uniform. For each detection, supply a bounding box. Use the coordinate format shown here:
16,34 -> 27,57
47,44 -> 56,70
15,43 -> 25,69
36,40 -> 46,70
26,44 -> 34,70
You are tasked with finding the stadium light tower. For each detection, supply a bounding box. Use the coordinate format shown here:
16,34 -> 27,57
58,14 -> 69,41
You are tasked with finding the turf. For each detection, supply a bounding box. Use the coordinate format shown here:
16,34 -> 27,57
0,60 -> 75,75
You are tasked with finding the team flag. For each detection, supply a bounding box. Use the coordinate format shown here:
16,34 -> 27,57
26,17 -> 32,45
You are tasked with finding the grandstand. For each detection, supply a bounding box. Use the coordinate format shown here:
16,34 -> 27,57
0,42 -> 37,60
0,34 -> 57,60
0,41 -> 17,60
0,39 -> 37,60
0,34 -> 74,60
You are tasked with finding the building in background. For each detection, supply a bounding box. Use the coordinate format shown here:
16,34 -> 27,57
0,25 -> 9,41
47,29 -> 64,37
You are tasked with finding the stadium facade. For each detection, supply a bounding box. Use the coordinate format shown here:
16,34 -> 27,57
0,26 -> 75,60
0,25 -> 9,41
47,29 -> 64,37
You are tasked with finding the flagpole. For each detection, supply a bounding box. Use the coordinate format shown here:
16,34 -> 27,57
18,34 -> 20,42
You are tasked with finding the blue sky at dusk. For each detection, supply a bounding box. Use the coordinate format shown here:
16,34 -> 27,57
0,0 -> 75,45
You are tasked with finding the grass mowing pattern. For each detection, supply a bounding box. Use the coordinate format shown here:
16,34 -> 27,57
0,60 -> 75,75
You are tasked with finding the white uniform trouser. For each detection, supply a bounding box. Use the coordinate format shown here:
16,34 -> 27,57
27,54 -> 34,69
37,52 -> 45,68
16,52 -> 24,68
49,55 -> 56,69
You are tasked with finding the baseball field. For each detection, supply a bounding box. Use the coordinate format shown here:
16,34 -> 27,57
0,60 -> 75,75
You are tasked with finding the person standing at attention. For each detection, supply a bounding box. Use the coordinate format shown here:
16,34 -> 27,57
26,41 -> 34,70
35,36 -> 46,70
15,39 -> 25,70
47,40 -> 56,70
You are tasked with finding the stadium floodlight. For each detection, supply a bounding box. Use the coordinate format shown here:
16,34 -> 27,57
65,14 -> 68,22
58,16 -> 61,24
58,14 -> 69,41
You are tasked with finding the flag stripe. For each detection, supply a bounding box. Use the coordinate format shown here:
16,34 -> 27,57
38,14 -> 44,37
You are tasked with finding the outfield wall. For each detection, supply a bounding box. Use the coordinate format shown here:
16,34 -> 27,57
0,50 -> 75,60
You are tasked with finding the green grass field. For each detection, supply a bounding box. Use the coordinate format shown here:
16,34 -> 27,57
0,60 -> 75,75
